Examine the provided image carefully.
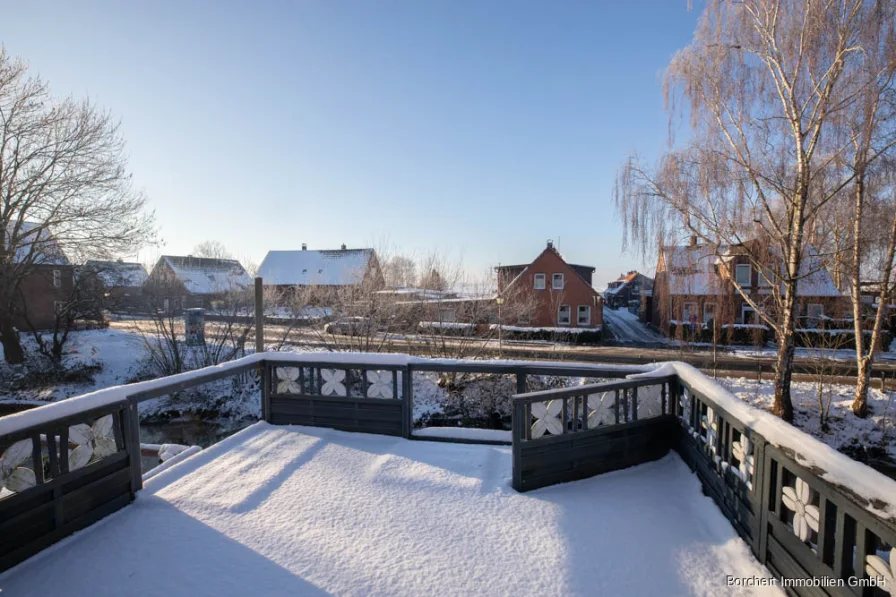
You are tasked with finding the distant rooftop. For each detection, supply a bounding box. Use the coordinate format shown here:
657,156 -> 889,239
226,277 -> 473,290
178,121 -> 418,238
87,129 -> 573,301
257,247 -> 374,286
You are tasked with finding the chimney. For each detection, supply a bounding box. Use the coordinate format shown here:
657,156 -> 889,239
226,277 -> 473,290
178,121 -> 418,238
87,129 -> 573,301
547,239 -> 554,249
340,243 -> 346,250
689,235 -> 698,247
301,243 -> 307,251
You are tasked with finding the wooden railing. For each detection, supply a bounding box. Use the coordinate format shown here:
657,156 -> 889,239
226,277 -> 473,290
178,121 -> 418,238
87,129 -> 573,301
3,352 -> 895,596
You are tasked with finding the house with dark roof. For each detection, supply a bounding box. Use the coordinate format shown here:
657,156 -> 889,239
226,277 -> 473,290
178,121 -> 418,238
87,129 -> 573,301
3,221 -> 74,330
496,241 -> 603,330
603,271 -> 653,310
651,237 -> 846,339
145,255 -> 252,312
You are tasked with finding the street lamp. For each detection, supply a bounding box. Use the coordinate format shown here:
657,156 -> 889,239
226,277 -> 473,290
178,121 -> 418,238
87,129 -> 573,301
496,296 -> 505,357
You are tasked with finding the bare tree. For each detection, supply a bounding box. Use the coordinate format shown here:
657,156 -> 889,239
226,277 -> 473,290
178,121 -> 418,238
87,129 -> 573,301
191,240 -> 232,261
616,0 -> 879,422
0,49 -> 154,363
382,255 -> 417,288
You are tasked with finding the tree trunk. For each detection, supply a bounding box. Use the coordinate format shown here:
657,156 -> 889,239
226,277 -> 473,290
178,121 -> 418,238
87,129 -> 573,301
0,318 -> 25,364
773,327 -> 795,422
853,356 -> 873,418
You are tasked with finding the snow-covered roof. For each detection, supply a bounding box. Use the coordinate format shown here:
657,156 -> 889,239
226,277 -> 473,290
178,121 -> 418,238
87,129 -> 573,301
662,243 -> 841,297
83,260 -> 148,287
158,256 -> 251,295
662,245 -> 728,296
257,249 -> 374,286
4,221 -> 69,266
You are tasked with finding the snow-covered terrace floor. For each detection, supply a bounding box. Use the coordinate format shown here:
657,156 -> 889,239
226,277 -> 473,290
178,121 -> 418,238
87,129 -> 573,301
0,424 -> 780,597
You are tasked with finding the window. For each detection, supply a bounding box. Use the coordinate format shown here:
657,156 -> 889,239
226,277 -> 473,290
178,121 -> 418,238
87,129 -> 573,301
52,269 -> 62,288
683,302 -> 698,324
439,309 -> 456,323
53,301 -> 65,315
558,304 -> 571,325
552,273 -> 565,290
807,303 -> 824,328
703,303 -> 716,324
742,305 -> 756,325
534,273 -> 546,290
517,312 -> 531,325
735,264 -> 752,287
577,305 -> 591,326
758,264 -> 774,287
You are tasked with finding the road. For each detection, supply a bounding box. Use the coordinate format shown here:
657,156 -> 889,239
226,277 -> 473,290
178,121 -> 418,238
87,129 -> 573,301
603,307 -> 669,345
109,318 -> 896,382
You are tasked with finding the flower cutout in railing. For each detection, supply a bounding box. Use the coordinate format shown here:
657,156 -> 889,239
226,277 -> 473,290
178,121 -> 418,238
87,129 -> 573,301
781,477 -> 819,543
731,435 -> 754,489
586,392 -> 614,428
276,367 -> 301,394
0,439 -> 36,494
531,400 -> 563,438
321,369 -> 347,396
679,391 -> 692,425
701,408 -> 719,456
69,415 -> 117,470
865,548 -> 896,596
366,371 -> 392,398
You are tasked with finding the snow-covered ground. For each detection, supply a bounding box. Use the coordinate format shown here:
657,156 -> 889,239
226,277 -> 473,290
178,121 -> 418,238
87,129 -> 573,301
603,307 -> 669,344
717,376 -> 896,462
0,423 -> 780,596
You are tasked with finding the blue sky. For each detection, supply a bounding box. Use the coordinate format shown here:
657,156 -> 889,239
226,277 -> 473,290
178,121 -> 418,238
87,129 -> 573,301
2,1 -> 698,288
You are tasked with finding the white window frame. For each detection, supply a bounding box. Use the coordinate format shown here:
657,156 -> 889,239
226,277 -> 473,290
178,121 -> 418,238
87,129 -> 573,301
703,302 -> 716,324
741,305 -> 756,325
806,303 -> 824,327
53,301 -> 65,315
557,304 -> 571,326
735,264 -> 752,287
533,273 -> 546,290
552,273 -> 565,290
758,264 -> 773,287
682,302 -> 698,323
52,269 -> 62,288
577,305 -> 591,326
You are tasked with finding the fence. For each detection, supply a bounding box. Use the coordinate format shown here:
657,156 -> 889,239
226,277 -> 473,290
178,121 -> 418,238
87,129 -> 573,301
2,353 -> 895,596
512,367 -> 896,597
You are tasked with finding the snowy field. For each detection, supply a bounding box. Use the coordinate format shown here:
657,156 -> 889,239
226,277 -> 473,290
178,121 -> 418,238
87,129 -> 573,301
718,376 -> 896,462
0,423 -> 780,597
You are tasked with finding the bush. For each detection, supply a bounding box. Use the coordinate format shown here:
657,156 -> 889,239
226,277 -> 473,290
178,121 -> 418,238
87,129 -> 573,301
794,329 -> 893,350
669,322 -> 771,346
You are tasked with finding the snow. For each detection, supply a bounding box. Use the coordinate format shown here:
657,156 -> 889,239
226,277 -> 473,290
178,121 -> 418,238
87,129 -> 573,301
6,220 -> 69,265
412,427 -> 512,442
603,307 -> 669,344
161,256 -> 252,295
0,423 -> 779,596
142,445 -> 202,481
257,248 -> 373,286
630,363 -> 896,522
83,260 -> 149,287
489,324 -> 602,334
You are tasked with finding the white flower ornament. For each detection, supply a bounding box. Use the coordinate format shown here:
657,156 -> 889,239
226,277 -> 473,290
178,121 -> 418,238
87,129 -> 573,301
586,392 -> 614,428
69,415 -> 117,470
531,400 -> 563,438
367,371 -> 392,398
679,391 -> 691,425
321,369 -> 347,396
781,477 -> 819,543
865,548 -> 895,596
276,367 -> 301,394
701,408 -> 719,455
0,439 -> 36,494
731,435 -> 754,488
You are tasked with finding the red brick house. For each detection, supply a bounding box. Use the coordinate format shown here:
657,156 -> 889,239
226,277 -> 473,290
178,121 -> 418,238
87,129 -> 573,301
496,241 -> 603,330
650,238 -> 846,338
4,222 -> 74,331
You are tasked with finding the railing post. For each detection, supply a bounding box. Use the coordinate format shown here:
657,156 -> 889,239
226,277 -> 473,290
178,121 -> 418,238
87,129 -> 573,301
254,277 -> 264,354
403,365 -> 413,439
515,370 -> 526,395
261,362 -> 271,423
123,399 -> 143,496
512,398 -> 524,491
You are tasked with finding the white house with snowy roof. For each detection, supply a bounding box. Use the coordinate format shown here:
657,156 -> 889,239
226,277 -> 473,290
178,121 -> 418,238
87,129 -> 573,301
146,255 -> 252,311
256,245 -> 383,293
650,237 -> 845,338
